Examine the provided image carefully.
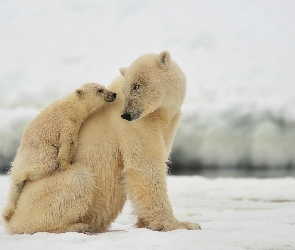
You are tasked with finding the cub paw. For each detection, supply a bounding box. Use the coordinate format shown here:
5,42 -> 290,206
58,159 -> 71,171
2,204 -> 15,223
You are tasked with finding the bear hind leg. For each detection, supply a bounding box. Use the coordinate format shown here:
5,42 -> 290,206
6,164 -> 95,234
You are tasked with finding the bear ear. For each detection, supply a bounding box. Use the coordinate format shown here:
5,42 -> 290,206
75,89 -> 84,98
119,67 -> 127,77
157,51 -> 171,69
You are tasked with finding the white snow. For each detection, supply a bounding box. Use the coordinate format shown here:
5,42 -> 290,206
1,0 -> 295,169
0,175 -> 294,249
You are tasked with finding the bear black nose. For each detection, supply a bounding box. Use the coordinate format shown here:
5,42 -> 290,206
112,93 -> 117,98
121,113 -> 132,121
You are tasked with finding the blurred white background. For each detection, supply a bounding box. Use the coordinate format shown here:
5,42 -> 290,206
1,0 -> 295,175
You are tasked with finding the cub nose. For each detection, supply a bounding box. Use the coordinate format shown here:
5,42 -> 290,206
106,92 -> 117,102
121,113 -> 132,121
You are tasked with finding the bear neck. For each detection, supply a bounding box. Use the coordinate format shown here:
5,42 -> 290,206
156,103 -> 180,123
159,64 -> 186,120
159,85 -> 185,121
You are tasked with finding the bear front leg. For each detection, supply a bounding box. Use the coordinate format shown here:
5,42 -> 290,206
123,164 -> 200,231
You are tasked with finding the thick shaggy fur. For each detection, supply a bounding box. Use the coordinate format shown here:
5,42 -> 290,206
4,51 -> 200,234
2,83 -> 116,224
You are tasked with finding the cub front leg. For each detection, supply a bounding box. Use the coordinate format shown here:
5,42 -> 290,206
58,140 -> 75,170
123,163 -> 200,231
58,123 -> 79,171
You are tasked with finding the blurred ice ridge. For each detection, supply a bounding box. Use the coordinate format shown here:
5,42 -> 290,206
1,0 -> 295,172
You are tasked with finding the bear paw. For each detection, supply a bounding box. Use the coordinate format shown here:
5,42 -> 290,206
134,218 -> 148,228
148,219 -> 201,232
66,223 -> 91,233
177,221 -> 201,230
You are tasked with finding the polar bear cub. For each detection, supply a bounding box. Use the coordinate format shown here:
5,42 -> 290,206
2,82 -> 116,222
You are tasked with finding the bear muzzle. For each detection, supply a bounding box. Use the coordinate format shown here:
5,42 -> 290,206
121,103 -> 142,121
121,112 -> 132,121
121,111 -> 142,121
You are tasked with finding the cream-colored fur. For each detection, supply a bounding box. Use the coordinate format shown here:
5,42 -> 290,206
4,51 -> 200,234
2,83 -> 116,224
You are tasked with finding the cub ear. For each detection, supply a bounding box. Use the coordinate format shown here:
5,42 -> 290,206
119,67 -> 127,77
157,51 -> 171,69
75,89 -> 84,98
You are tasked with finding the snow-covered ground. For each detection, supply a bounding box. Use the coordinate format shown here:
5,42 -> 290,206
1,0 -> 295,171
0,175 -> 295,250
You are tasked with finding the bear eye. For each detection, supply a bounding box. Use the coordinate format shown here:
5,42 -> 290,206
97,89 -> 104,93
132,84 -> 140,91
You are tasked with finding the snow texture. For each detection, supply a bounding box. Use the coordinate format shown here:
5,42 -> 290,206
1,0 -> 295,170
0,175 -> 295,249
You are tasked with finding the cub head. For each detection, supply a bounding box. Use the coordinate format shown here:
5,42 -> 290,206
75,82 -> 116,111
120,51 -> 174,121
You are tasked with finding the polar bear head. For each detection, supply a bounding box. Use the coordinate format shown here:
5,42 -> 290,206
75,82 -> 117,112
119,51 -> 186,121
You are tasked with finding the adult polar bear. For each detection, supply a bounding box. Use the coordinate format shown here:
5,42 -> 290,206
6,51 -> 200,234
